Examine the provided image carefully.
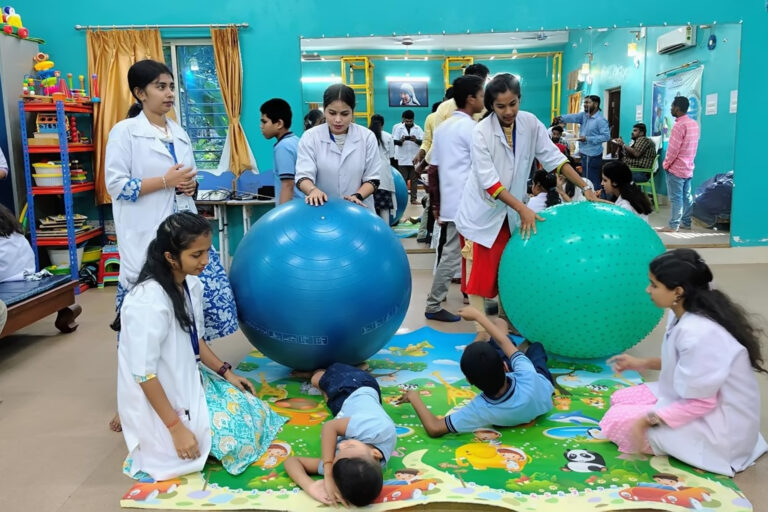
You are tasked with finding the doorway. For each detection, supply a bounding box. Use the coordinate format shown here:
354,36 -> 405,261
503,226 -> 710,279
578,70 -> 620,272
605,87 -> 621,156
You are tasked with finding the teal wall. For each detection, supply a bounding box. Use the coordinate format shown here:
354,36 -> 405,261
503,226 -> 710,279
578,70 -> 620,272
561,24 -> 741,195
12,1 -> 766,245
300,52 -> 558,131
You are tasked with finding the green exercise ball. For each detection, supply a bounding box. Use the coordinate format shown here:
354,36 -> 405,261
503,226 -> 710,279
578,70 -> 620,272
498,201 -> 665,358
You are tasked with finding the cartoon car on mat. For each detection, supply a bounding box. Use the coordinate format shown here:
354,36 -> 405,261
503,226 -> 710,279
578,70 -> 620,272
619,485 -> 712,509
374,478 -> 439,503
122,478 -> 181,501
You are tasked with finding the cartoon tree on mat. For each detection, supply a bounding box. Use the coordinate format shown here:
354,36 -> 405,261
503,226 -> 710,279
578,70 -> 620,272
548,360 -> 603,396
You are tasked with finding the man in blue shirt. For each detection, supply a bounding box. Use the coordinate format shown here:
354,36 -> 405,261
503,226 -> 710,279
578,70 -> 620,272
555,95 -> 611,193
260,98 -> 302,204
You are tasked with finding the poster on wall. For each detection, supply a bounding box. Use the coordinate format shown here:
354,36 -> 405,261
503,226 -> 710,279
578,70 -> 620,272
388,80 -> 428,107
651,66 -> 703,139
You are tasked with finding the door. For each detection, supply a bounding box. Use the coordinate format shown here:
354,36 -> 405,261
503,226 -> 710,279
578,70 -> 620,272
606,88 -> 621,157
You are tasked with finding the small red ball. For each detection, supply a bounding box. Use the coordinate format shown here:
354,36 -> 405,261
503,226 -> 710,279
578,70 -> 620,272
3,25 -> 13,34
18,27 -> 28,38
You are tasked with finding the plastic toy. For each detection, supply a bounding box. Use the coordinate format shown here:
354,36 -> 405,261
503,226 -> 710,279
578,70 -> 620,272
498,201 -> 665,358
90,73 -> 100,102
1,6 -> 30,39
229,199 -> 412,370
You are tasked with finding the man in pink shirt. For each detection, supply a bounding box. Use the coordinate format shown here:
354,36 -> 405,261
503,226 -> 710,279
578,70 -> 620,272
659,96 -> 700,232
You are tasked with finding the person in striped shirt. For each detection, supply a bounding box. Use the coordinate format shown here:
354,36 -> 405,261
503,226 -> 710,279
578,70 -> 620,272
659,96 -> 700,232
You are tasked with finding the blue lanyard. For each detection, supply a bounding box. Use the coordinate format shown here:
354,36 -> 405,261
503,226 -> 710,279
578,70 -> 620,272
182,280 -> 200,362
167,141 -> 178,164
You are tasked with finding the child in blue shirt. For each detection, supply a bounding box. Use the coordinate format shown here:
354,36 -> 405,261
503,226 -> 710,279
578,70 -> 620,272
284,363 -> 396,506
399,306 -> 554,437
260,98 -> 301,204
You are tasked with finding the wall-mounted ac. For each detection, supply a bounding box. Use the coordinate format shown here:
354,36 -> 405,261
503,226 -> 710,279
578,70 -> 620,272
656,26 -> 697,54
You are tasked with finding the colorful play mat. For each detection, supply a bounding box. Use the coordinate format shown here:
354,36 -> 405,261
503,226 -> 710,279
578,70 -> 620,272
121,327 -> 753,511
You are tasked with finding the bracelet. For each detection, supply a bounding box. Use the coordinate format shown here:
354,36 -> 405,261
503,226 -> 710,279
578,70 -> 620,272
217,362 -> 232,377
162,176 -> 168,189
166,416 -> 180,429
323,460 -> 333,466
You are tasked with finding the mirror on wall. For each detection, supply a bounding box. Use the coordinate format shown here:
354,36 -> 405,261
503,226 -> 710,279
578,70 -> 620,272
299,24 -> 741,248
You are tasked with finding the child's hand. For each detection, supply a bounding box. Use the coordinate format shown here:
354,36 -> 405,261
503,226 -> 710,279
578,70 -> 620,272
306,479 -> 332,505
607,354 -> 645,373
395,389 -> 418,405
169,423 -> 200,460
457,306 -> 481,322
324,474 -> 348,507
226,373 -> 256,395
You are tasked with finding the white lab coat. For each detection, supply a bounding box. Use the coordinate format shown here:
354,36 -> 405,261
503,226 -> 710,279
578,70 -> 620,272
0,233 -> 35,282
295,123 -> 381,211
431,111 -> 476,223
455,111 -> 567,248
105,111 -> 197,288
117,276 -> 211,481
614,195 -> 649,223
645,312 -> 768,476
392,122 -> 424,165
377,131 -> 396,193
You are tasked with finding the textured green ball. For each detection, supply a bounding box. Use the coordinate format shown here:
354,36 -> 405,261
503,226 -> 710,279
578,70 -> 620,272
498,202 -> 665,358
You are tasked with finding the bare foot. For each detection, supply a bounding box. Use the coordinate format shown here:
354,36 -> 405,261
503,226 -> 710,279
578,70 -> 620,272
109,413 -> 122,432
356,362 -> 370,371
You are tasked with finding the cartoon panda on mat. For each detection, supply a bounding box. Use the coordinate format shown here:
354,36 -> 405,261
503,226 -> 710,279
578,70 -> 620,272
562,449 -> 607,472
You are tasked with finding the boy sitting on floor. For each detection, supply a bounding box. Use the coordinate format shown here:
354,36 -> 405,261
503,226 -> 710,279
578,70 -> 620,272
398,306 -> 555,437
284,363 -> 396,506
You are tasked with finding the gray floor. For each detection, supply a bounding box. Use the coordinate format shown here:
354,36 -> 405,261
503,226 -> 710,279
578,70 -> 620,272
0,227 -> 764,512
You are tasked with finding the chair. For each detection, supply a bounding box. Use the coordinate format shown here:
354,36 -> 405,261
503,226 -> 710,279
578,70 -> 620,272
97,245 -> 120,288
630,136 -> 661,211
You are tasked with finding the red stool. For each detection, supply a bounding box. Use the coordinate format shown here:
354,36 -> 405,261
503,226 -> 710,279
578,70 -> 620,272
97,246 -> 120,288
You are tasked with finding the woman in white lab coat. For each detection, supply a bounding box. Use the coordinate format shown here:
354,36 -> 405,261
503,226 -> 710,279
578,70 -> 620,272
369,114 -> 397,223
295,84 -> 381,210
600,249 -> 767,476
105,60 -> 237,342
118,212 -> 286,480
0,203 -> 34,283
454,74 -> 595,323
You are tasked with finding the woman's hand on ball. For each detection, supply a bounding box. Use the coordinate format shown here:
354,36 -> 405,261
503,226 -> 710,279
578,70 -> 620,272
518,206 -> 544,239
584,189 -> 599,202
607,354 -> 645,372
343,194 -> 365,206
305,187 -> 328,206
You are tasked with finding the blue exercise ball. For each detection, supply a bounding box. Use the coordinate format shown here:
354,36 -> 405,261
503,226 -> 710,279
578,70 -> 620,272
230,200 -> 412,370
391,166 -> 408,226
498,202 -> 665,358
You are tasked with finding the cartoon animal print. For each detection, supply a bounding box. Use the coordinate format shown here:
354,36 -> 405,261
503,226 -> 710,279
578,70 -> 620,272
562,449 -> 607,472
257,373 -> 287,402
432,371 -> 476,407
388,341 -> 435,357
581,396 -> 606,409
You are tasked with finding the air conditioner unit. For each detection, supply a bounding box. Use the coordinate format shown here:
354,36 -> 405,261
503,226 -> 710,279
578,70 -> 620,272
657,26 -> 697,54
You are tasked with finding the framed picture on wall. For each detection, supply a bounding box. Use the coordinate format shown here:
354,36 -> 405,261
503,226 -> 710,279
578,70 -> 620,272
388,80 -> 428,107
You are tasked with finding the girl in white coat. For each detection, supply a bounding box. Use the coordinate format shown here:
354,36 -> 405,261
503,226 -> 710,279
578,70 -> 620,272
600,249 -> 767,476
118,212 -> 286,481
599,160 -> 653,223
369,114 -> 397,224
105,60 -> 237,342
454,74 -> 595,334
295,84 -> 381,210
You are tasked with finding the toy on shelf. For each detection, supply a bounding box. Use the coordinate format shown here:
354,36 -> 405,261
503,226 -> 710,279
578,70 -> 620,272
2,6 -> 29,39
23,52 -> 92,104
90,73 -> 100,103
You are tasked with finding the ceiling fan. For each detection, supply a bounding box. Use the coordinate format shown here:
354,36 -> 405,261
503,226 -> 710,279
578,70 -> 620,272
391,34 -> 433,46
509,31 -> 550,41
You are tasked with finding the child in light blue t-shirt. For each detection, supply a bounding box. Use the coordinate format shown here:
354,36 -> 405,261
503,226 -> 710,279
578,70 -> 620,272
284,363 -> 396,507
260,98 -> 303,204
399,306 -> 555,437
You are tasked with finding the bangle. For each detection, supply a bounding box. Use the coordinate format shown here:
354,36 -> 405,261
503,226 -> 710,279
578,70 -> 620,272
166,416 -> 180,429
323,460 -> 333,466
162,176 -> 168,189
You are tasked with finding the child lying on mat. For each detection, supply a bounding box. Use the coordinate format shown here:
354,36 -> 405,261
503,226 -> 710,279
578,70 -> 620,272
398,306 -> 555,437
284,363 -> 397,507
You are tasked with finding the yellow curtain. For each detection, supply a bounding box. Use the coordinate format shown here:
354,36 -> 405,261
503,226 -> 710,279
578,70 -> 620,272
86,29 -> 167,205
211,27 -> 253,176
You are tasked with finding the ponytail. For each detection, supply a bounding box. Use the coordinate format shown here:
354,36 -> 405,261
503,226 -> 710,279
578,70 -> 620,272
532,170 -> 561,208
127,102 -> 143,118
369,114 -> 384,147
602,160 -> 652,214
650,249 -> 767,374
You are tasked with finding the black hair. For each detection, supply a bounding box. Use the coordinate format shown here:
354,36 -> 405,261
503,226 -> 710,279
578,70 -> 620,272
303,109 -> 325,131
587,94 -> 601,110
460,342 -> 506,396
126,59 -> 174,118
402,109 -> 415,120
464,63 -> 490,80
532,170 -> 561,207
672,95 -> 690,113
453,75 -> 485,109
483,73 -> 521,117
431,101 -> 442,113
332,458 -> 383,507
551,125 -> 564,134
650,249 -> 766,374
323,83 -> 356,110
633,123 -> 647,135
369,114 -> 384,147
260,98 -> 292,129
111,212 -> 212,332
602,160 -> 653,215
444,86 -> 454,100
0,203 -> 23,237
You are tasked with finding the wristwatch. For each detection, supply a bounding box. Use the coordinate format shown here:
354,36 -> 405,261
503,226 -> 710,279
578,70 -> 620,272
581,181 -> 594,192
352,192 -> 364,202
217,362 -> 232,377
646,411 -> 662,427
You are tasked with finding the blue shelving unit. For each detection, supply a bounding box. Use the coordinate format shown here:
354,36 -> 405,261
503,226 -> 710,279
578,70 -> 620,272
18,100 -> 104,292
